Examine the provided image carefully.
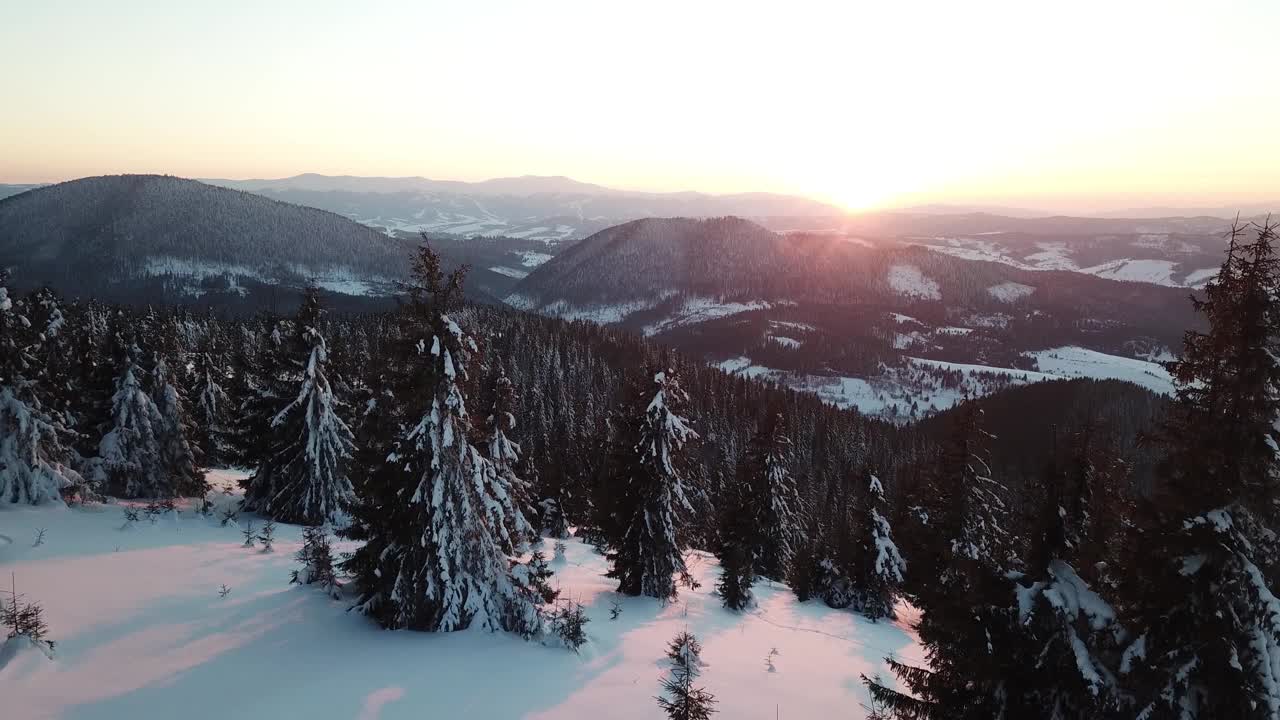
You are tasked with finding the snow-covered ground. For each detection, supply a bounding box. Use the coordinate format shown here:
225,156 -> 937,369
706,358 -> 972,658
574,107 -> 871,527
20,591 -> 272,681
986,282 -> 1035,302
643,297 -> 779,336
1,470 -> 920,720
716,345 -> 1174,422
886,265 -> 941,301
919,237 -> 1219,288
488,266 -> 530,279
1026,346 -> 1174,395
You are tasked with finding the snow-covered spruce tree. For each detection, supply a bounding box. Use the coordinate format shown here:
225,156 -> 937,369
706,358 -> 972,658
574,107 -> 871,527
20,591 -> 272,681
229,318 -> 287,468
864,404 -> 1022,719
0,274 -> 85,505
192,338 -> 234,467
1009,452 -> 1120,719
242,290 -> 355,525
607,365 -> 699,600
715,478 -> 756,611
657,631 -> 717,720
850,472 -> 905,621
1117,220 -> 1280,720
97,355 -> 172,498
291,525 -> 340,598
151,355 -> 207,497
342,244 -> 544,634
745,412 -> 802,582
484,371 -> 536,546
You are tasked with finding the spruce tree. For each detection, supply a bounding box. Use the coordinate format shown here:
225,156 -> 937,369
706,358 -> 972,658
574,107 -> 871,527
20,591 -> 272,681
607,366 -> 699,599
484,371 -> 536,547
851,472 -> 905,621
865,404 -> 1021,719
97,355 -> 172,499
1118,220 -> 1280,719
1011,450 -> 1120,719
0,275 -> 85,504
715,478 -> 756,611
342,244 -> 544,634
242,290 -> 355,525
746,412 -> 802,581
193,337 -> 234,467
657,631 -> 717,720
151,355 -> 207,496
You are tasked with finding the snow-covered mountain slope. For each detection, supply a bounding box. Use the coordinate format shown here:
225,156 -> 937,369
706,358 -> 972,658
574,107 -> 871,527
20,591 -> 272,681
0,175 -> 415,308
0,470 -> 921,720
914,233 -> 1228,288
717,346 -> 1172,422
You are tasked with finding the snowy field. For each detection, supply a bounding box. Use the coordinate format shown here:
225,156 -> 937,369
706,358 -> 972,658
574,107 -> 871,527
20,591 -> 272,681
1,470 -> 920,720
919,237 -> 1219,288
717,345 -> 1173,422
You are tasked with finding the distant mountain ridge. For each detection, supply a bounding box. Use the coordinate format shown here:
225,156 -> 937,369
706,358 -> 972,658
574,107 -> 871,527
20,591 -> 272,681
198,173 -> 844,243
0,174 -> 414,308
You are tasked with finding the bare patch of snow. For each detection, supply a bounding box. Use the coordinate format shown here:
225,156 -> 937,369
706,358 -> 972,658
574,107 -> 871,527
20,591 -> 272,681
488,266 -> 529,279
886,265 -> 941,301
987,282 -> 1035,302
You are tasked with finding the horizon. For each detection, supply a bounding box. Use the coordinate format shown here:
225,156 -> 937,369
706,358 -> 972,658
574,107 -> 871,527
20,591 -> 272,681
3,1 -> 1278,213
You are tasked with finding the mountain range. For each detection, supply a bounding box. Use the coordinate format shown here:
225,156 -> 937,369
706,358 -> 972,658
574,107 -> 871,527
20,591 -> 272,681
0,173 -> 1254,421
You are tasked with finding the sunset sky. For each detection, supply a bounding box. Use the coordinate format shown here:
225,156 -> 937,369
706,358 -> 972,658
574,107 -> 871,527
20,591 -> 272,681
2,0 -> 1276,212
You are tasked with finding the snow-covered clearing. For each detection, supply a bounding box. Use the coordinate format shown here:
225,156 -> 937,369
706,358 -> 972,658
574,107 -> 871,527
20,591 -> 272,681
643,297 -> 777,336
518,252 -> 554,267
986,282 -> 1035,302
886,265 -> 941,301
919,237 -> 1218,288
1026,346 -> 1174,395
488,266 -> 530,279
1,470 -> 920,720
715,345 -> 1173,423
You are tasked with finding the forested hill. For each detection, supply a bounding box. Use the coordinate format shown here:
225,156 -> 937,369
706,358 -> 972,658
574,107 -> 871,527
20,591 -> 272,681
0,175 -> 412,308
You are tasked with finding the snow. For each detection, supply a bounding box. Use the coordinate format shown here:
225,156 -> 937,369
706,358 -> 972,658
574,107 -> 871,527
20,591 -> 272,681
986,282 -> 1035,302
1079,259 -> 1182,286
488,266 -> 530,279
0,470 -> 922,720
1183,267 -> 1220,287
142,257 -> 396,297
643,297 -> 777,336
920,238 -> 1218,288
886,265 -> 941,301
717,345 -> 1172,423
1027,346 -> 1174,396
769,336 -> 801,348
519,252 -> 554,267
543,299 -> 658,325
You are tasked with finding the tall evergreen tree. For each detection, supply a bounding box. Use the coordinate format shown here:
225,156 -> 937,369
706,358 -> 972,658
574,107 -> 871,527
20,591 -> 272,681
192,336 -> 234,467
0,274 -> 85,504
1118,220 -> 1280,719
484,371 -> 536,546
850,472 -> 906,621
342,245 -> 544,634
242,290 -> 355,525
1010,446 -> 1121,719
715,477 -> 756,611
151,354 -> 207,496
746,412 -> 803,581
607,366 -> 699,599
97,358 -> 171,498
865,404 -> 1021,719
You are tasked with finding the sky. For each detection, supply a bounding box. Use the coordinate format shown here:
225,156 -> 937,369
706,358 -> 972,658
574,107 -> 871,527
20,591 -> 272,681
1,0 -> 1277,212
